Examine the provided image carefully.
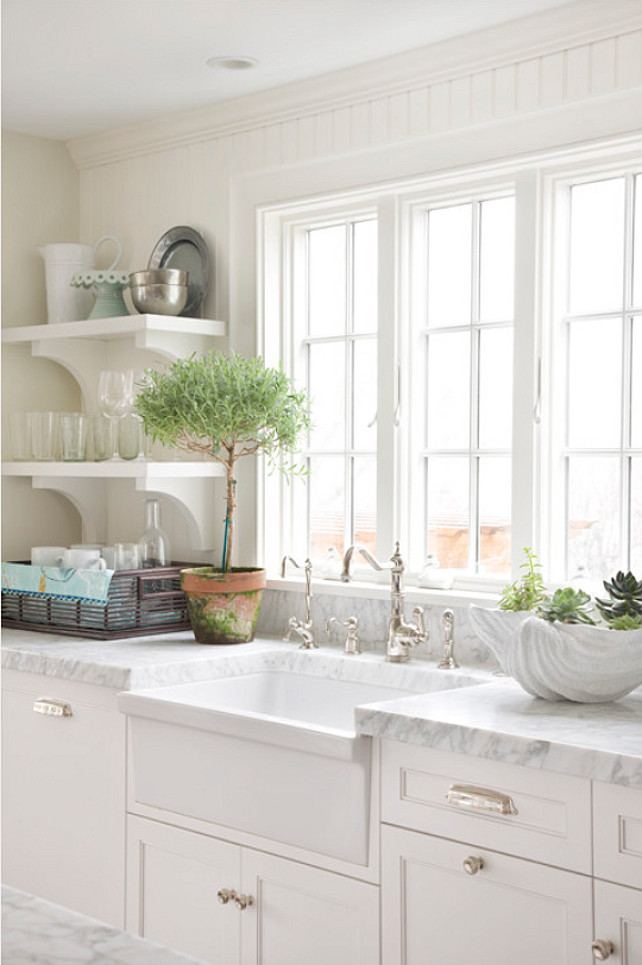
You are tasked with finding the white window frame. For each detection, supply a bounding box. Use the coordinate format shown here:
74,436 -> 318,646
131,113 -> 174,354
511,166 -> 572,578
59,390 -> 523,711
259,138 -> 642,596
544,158 -> 642,583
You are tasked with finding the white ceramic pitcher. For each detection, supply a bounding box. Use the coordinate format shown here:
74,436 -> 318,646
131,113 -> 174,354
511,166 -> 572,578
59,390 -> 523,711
38,235 -> 121,324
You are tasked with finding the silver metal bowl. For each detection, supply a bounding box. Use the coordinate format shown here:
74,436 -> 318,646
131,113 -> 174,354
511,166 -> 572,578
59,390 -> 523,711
130,282 -> 189,316
130,268 -> 188,287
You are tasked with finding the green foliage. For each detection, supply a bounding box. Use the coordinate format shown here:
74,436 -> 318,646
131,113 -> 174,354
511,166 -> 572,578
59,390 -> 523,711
498,548 -> 546,612
596,571 -> 642,628
135,351 -> 310,570
135,351 -> 310,470
538,587 -> 596,625
608,613 -> 642,631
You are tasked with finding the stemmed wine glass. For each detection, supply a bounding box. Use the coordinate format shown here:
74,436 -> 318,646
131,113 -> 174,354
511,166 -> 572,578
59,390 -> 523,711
98,370 -> 134,460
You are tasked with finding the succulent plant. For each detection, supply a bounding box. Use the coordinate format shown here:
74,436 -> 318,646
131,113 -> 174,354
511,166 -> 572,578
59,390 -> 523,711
596,571 -> 642,628
608,613 -> 642,631
538,587 -> 596,625
498,548 -> 546,612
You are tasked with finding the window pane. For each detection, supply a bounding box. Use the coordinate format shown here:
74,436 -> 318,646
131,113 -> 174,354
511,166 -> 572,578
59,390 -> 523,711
426,456 -> 469,568
427,331 -> 470,449
308,342 -> 345,450
479,327 -> 513,449
353,338 -> 377,450
569,178 -> 625,315
634,175 -> 642,309
631,459 -> 642,573
479,197 -> 515,322
353,220 -> 378,334
308,225 -> 346,336
353,456 -> 377,553
478,456 -> 511,575
427,204 -> 472,327
568,456 -> 620,580
568,318 -> 622,448
632,319 -> 642,448
308,456 -> 345,561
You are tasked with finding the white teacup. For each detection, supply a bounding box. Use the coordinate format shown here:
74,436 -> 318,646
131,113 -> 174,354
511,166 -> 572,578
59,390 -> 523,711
60,548 -> 106,570
31,546 -> 66,566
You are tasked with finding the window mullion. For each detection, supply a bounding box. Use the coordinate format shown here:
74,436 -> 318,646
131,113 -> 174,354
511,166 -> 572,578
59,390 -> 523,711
470,201 -> 481,572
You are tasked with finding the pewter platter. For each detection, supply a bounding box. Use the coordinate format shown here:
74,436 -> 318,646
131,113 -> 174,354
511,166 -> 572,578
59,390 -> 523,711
147,226 -> 209,317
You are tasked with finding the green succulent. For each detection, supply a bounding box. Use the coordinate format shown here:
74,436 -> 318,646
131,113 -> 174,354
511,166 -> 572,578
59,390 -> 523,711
596,571 -> 642,628
498,548 -> 546,612
608,613 -> 642,631
538,587 -> 596,625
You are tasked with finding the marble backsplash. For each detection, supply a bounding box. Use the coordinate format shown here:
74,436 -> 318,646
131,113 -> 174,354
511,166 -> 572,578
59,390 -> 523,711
256,586 -> 500,669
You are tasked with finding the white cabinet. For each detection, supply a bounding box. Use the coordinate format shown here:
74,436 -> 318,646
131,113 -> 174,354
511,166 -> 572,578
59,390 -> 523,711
593,880 -> 642,964
1,314 -> 226,549
127,815 -> 379,965
382,824 -> 592,965
1,669 -> 126,927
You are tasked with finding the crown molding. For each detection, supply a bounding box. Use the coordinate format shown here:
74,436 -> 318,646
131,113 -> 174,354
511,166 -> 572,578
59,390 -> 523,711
67,0 -> 642,170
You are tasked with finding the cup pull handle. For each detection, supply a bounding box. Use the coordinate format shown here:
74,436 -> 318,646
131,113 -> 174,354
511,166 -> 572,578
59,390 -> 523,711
33,698 -> 73,718
447,783 -> 517,815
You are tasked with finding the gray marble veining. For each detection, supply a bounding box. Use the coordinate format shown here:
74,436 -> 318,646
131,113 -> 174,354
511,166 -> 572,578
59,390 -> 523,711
358,677 -> 642,788
1,886 -> 205,965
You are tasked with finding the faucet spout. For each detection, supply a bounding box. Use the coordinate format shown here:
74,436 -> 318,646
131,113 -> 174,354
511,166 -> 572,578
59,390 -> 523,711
340,543 -> 389,582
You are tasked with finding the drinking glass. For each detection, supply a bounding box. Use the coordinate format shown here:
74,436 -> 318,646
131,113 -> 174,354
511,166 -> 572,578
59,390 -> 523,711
114,542 -> 140,570
97,370 -> 134,460
9,412 -> 33,460
91,414 -> 114,462
31,412 -> 61,461
118,413 -> 143,460
61,413 -> 88,461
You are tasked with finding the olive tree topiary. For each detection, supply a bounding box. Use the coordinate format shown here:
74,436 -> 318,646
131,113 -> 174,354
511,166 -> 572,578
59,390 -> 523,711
135,351 -> 310,571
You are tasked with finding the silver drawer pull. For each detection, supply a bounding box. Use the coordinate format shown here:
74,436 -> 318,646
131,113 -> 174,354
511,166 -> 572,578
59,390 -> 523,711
463,855 -> 484,876
447,783 -> 517,815
33,698 -> 73,718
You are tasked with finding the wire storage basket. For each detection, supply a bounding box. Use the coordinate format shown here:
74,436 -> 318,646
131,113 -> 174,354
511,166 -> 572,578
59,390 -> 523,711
1,563 -> 194,640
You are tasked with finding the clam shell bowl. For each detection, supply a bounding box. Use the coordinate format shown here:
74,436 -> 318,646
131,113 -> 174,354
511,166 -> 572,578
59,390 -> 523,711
468,606 -> 642,703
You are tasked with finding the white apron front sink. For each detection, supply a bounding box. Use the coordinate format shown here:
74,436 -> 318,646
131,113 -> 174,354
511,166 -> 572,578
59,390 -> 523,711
119,654 -> 481,865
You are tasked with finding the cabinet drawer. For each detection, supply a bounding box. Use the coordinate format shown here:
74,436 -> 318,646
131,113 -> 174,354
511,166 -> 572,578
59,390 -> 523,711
381,741 -> 591,873
593,782 -> 642,889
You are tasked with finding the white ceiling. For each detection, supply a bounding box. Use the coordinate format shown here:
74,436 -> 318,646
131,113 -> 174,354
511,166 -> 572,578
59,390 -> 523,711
2,0 -> 578,142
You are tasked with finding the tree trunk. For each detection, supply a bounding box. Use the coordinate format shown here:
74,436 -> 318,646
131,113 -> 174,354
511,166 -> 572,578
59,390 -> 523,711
224,463 -> 236,572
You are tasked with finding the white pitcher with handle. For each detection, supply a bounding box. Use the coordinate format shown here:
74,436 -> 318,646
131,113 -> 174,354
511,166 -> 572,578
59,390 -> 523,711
38,235 -> 122,324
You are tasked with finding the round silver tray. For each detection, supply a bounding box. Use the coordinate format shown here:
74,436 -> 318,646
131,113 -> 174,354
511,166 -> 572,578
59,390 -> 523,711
147,226 -> 209,317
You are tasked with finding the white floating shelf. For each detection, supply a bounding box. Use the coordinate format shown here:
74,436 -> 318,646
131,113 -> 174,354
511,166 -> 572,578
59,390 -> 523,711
2,314 -> 227,410
2,461 -> 225,479
1,314 -> 226,343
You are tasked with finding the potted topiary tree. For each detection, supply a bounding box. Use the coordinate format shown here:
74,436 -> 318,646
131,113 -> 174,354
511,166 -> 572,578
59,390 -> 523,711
135,350 -> 309,644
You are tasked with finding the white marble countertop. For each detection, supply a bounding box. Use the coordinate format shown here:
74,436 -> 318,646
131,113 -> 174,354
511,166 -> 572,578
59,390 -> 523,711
1,886 -> 205,965
3,628 -> 642,788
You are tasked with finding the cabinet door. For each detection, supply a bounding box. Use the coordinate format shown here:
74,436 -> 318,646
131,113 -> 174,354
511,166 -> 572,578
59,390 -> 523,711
594,880 -> 642,964
127,816 -> 240,965
240,849 -> 379,965
382,825 -> 592,965
1,676 -> 126,927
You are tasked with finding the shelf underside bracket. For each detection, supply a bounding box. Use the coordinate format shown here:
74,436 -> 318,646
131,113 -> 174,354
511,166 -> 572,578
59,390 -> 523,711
135,331 -> 217,360
32,338 -> 102,409
32,476 -> 107,544
136,476 -> 218,551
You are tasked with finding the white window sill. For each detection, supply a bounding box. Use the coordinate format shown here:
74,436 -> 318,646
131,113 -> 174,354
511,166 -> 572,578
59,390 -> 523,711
266,576 -> 499,609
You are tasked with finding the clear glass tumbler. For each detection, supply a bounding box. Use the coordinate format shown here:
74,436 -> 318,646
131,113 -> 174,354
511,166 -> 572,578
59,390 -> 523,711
92,414 -> 114,462
31,412 -> 60,461
9,412 -> 33,460
61,413 -> 88,462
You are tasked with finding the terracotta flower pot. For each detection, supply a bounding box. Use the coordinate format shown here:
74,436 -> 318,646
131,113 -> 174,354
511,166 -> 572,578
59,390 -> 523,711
180,566 -> 267,645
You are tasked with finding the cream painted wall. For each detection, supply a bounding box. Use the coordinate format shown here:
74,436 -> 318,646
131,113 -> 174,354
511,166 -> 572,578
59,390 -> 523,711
1,130 -> 83,559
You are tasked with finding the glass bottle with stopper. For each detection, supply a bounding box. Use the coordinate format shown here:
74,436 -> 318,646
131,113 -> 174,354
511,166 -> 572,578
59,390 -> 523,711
138,498 -> 170,568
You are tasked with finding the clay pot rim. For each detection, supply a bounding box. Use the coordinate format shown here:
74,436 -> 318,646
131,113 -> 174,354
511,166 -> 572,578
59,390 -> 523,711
181,566 -> 267,595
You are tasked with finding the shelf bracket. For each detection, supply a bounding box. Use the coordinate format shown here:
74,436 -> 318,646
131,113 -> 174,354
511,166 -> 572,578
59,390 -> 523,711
33,476 -> 107,544
136,476 -> 219,551
32,338 -> 102,409
135,330 -> 217,360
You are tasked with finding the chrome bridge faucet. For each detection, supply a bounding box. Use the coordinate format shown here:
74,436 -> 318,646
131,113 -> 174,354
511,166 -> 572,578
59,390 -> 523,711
281,556 -> 317,649
341,541 -> 428,662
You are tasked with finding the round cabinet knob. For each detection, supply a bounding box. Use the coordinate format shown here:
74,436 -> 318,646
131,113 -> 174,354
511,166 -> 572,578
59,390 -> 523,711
234,894 -> 255,911
463,855 -> 485,876
591,939 -> 614,961
217,888 -> 236,905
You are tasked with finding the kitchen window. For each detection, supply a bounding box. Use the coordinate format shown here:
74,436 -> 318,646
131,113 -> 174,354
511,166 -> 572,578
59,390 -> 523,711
260,151 -> 642,589
548,170 -> 642,581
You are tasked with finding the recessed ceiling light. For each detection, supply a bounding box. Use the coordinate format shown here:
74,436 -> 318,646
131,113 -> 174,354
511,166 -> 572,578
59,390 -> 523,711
206,56 -> 259,71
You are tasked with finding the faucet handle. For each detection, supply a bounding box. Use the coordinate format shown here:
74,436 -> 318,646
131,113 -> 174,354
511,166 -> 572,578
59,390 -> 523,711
411,606 -> 428,644
327,616 -> 361,655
